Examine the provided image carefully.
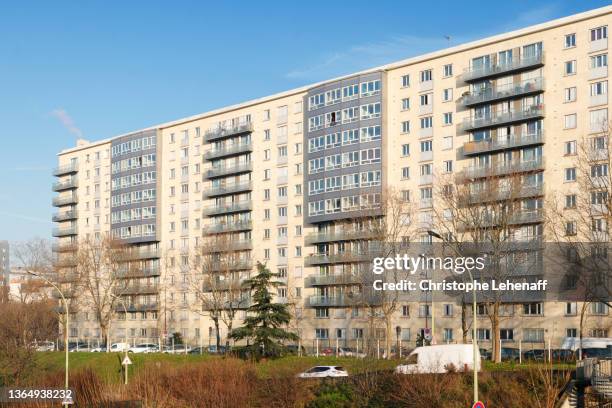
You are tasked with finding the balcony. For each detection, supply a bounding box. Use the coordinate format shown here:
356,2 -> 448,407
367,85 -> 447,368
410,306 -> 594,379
590,38 -> 608,53
458,183 -> 544,205
461,77 -> 544,107
203,220 -> 252,234
57,273 -> 79,283
119,248 -> 160,261
463,131 -> 544,156
202,279 -> 244,292
52,195 -> 78,207
460,105 -> 545,132
204,122 -> 253,142
116,266 -> 161,279
304,249 -> 382,266
204,142 -> 253,161
52,226 -> 78,237
114,283 -> 159,296
52,178 -> 78,191
203,298 -> 252,310
204,181 -> 252,198
53,163 -> 78,177
52,210 -> 78,222
205,162 -> 252,179
54,257 -> 77,268
457,158 -> 544,182
202,239 -> 253,252
307,295 -> 350,307
589,93 -> 608,107
52,242 -> 77,253
458,209 -> 545,230
202,201 -> 252,216
304,229 -> 377,245
117,302 -> 159,312
305,274 -> 362,287
461,53 -> 544,82
209,259 -> 253,271
52,288 -> 77,299
589,66 -> 608,81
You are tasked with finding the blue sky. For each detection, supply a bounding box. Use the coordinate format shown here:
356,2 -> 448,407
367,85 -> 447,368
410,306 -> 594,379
0,0 -> 608,246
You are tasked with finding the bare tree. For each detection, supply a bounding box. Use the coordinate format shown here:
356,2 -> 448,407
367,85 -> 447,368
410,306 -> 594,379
74,235 -> 132,349
546,121 -> 612,356
434,168 -> 543,362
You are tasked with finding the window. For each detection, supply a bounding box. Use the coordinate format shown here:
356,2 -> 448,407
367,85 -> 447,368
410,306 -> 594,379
420,69 -> 432,82
264,129 -> 271,140
476,329 -> 490,341
315,328 -> 329,339
443,64 -> 453,77
565,194 -> 577,208
591,163 -> 609,177
564,140 -> 577,155
401,74 -> 410,88
590,54 -> 608,69
523,303 -> 543,315
500,329 -> 514,341
420,140 -> 432,152
420,116 -> 433,129
564,33 -> 576,48
524,328 -> 544,343
443,112 -> 453,125
566,221 -> 577,236
401,144 -> 410,157
566,328 -> 578,338
443,160 -> 453,173
419,304 -> 431,317
443,329 -> 453,342
565,167 -> 576,182
565,60 -> 577,75
401,98 -> 410,110
263,109 -> 271,121
402,305 -> 410,317
442,88 -> 453,102
401,190 -> 411,202
361,80 -> 381,97
401,167 -> 410,180
564,114 -> 577,129
361,103 -> 381,119
443,304 -> 453,317
420,93 -> 432,106
442,136 -> 453,150
591,26 -> 608,41
590,108 -> 608,130
401,121 -> 410,134
565,302 -> 577,316
564,87 -> 577,102
591,81 -> 608,96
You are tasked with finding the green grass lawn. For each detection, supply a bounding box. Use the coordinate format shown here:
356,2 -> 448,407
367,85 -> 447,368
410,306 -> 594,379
34,352 -> 573,384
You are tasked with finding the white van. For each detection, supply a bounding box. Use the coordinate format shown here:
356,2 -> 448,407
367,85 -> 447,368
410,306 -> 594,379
561,337 -> 612,351
395,344 -> 481,374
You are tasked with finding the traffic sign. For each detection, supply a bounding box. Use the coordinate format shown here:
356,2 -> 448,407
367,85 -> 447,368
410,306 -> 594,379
423,328 -> 432,341
122,355 -> 133,366
472,402 -> 485,408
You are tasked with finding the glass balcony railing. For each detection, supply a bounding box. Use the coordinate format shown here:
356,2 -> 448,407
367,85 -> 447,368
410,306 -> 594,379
463,131 -> 544,156
203,220 -> 253,234
457,158 -> 544,181
52,195 -> 78,207
52,210 -> 78,222
304,229 -> 378,245
53,163 -> 79,177
304,274 -> 362,287
461,53 -> 544,82
458,183 -> 545,205
204,122 -> 253,142
460,105 -> 545,132
461,77 -> 544,107
204,142 -> 253,160
52,226 -> 78,237
202,201 -> 252,216
205,162 -> 253,178
204,181 -> 253,198
52,178 -> 78,191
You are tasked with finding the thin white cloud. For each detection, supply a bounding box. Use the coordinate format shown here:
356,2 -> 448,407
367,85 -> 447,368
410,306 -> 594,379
0,211 -> 52,224
50,108 -> 83,139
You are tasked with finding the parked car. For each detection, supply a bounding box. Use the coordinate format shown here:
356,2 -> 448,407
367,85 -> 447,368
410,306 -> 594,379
501,347 -> 521,362
207,345 -> 227,354
68,342 -> 90,352
479,348 -> 492,360
164,344 -> 192,354
338,347 -> 366,358
33,341 -> 55,352
129,343 -> 159,353
582,347 -> 612,359
551,349 -> 575,362
298,366 -> 349,378
109,342 -> 130,352
188,347 -> 206,355
396,344 -> 481,374
90,344 -> 107,352
523,349 -> 546,361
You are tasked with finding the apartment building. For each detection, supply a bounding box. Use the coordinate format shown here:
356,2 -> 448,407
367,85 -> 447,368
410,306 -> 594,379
52,6 -> 611,349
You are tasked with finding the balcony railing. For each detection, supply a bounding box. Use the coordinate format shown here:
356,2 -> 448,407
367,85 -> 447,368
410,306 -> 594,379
461,53 -> 544,82
456,158 -> 544,181
460,105 -> 545,132
52,210 -> 78,222
52,242 -> 77,253
461,77 -> 544,107
202,279 -> 244,292
202,201 -> 252,216
116,266 -> 161,278
458,209 -> 545,230
304,274 -> 362,287
203,220 -> 252,234
304,249 -> 383,266
52,226 -> 78,237
118,248 -> 160,260
209,259 -> 253,271
114,283 -> 159,295
116,302 -> 159,312
204,142 -> 253,160
204,122 -> 253,142
52,195 -> 78,207
458,183 -> 545,205
52,178 -> 78,191
202,239 -> 253,252
204,181 -> 252,198
304,229 -> 378,245
463,131 -> 544,156
54,257 -> 77,268
53,163 -> 79,177
205,162 -> 252,178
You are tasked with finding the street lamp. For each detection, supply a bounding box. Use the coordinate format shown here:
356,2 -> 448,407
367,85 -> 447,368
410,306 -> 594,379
26,271 -> 70,395
427,230 -> 479,404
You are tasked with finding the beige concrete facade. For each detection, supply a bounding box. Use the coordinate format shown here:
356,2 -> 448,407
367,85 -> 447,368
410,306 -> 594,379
53,6 -> 611,351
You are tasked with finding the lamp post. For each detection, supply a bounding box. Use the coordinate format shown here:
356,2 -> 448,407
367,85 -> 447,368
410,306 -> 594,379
111,294 -> 129,385
427,230 -> 478,404
26,271 -> 70,394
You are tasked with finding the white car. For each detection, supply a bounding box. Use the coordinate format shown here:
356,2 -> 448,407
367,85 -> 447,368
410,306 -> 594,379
33,341 -> 55,352
129,343 -> 159,353
338,347 -> 366,358
109,342 -> 130,352
163,344 -> 191,354
298,366 -> 349,378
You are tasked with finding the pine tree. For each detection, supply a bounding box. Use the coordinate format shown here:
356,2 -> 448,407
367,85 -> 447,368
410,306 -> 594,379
229,262 -> 298,358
